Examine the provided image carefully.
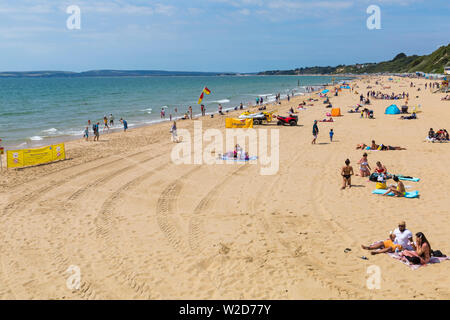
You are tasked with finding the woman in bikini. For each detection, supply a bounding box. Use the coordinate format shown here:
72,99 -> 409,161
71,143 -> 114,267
357,153 -> 371,177
341,159 -> 354,190
374,161 -> 387,175
383,176 -> 406,197
401,232 -> 431,265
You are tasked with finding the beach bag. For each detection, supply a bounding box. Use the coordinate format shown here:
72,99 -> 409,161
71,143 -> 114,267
431,250 -> 446,257
376,182 -> 387,189
369,173 -> 379,182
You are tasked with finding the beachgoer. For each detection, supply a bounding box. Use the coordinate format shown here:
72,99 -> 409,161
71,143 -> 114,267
371,140 -> 379,150
393,221 -> 414,251
374,161 -> 387,175
94,122 -> 100,141
358,153 -> 371,177
312,120 -> 319,144
83,126 -> 89,141
120,118 -> 128,132
201,104 -> 206,116
341,159 -> 354,189
383,176 -> 406,197
109,114 -> 114,126
361,233 -> 403,255
401,232 -> 432,265
103,116 -> 109,131
171,121 -> 178,143
329,129 -> 334,142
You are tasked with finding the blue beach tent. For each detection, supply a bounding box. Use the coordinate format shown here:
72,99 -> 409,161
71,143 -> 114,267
385,104 -> 401,115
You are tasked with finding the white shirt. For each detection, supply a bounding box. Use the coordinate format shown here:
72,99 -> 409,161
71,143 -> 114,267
393,228 -> 414,250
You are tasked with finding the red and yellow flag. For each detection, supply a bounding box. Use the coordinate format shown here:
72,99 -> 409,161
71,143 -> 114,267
198,92 -> 204,104
198,87 -> 211,104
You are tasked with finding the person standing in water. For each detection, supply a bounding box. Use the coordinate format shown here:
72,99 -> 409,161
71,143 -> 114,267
312,120 -> 319,144
93,122 -> 100,141
83,126 -> 89,141
109,114 -> 114,127
103,116 -> 109,132
341,159 -> 354,189
120,118 -> 128,132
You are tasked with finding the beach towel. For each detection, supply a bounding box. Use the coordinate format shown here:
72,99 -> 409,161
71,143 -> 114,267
397,175 -> 420,182
387,252 -> 449,270
221,155 -> 257,162
372,189 -> 420,198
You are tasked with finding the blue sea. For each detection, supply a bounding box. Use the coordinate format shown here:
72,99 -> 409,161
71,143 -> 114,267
0,75 -> 350,149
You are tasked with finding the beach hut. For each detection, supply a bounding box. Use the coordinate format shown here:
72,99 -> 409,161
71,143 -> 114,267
331,108 -> 342,117
385,104 -> 401,115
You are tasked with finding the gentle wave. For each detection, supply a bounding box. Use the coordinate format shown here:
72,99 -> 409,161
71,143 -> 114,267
29,136 -> 43,141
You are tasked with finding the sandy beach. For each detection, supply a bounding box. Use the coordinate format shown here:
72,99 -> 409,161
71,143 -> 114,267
0,75 -> 449,300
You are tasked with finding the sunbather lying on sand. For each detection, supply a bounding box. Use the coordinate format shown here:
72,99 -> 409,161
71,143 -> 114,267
440,95 -> 450,101
362,233 -> 403,255
400,112 -> 417,120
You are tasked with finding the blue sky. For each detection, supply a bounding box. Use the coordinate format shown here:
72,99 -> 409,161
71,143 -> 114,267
0,0 -> 448,72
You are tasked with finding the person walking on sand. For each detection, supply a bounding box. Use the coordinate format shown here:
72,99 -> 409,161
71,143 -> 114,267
341,159 -> 354,189
312,120 -> 319,144
170,121 -> 178,143
329,129 -> 334,142
120,118 -> 128,132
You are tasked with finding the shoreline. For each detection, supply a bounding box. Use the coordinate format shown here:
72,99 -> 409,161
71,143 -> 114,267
1,81 -> 337,151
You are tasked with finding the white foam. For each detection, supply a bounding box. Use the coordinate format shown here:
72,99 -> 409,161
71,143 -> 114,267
211,99 -> 231,104
29,136 -> 43,141
42,128 -> 58,134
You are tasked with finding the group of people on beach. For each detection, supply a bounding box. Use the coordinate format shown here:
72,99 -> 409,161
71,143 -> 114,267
341,155 -> 407,197
84,115 -> 128,141
427,128 -> 449,142
369,91 -> 409,100
361,221 -> 440,265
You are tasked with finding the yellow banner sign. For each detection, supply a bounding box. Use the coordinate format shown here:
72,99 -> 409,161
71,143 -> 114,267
225,118 -> 253,129
7,143 -> 66,169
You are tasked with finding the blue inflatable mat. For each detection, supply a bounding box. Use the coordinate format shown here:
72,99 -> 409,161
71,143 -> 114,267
398,176 -> 420,182
372,189 -> 419,198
